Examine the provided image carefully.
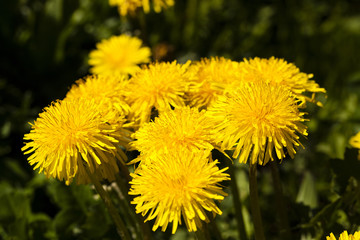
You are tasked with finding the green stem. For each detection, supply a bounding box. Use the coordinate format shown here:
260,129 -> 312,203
249,164 -> 266,240
194,226 -> 210,240
270,162 -> 291,239
206,211 -> 224,240
116,160 -> 154,240
184,0 -> 198,47
116,149 -> 132,184
137,10 -> 147,44
227,160 -> 248,240
111,181 -> 139,240
115,174 -> 153,240
84,166 -> 132,240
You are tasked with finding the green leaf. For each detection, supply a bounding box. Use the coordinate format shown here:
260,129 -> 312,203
53,207 -> 83,239
46,180 -> 97,211
81,203 -> 110,239
296,171 -> 318,209
0,182 -> 33,239
307,198 -> 342,228
0,182 -> 32,222
28,213 -> 55,240
4,159 -> 30,181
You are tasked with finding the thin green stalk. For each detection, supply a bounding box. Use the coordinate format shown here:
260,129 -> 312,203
84,166 -> 132,240
249,164 -> 266,240
137,10 -> 147,42
207,212 -> 224,240
111,181 -> 140,240
227,159 -> 248,240
115,174 -> 154,240
115,159 -> 154,240
270,162 -> 291,239
194,225 -> 210,240
184,0 -> 198,46
116,150 -> 132,184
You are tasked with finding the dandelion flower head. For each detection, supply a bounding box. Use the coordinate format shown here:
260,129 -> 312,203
145,0 -> 174,13
238,57 -> 326,106
109,0 -> 174,16
125,61 -> 190,124
109,0 -> 143,16
89,35 -> 151,76
22,98 -> 128,185
207,81 -> 308,165
132,107 -> 215,161
66,74 -> 131,118
326,230 -> 360,240
129,150 -> 229,234
349,131 -> 360,159
187,57 -> 240,108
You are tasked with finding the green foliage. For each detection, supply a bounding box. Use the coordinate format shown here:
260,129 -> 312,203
0,179 -> 54,240
1,0 -> 360,239
0,173 -> 120,240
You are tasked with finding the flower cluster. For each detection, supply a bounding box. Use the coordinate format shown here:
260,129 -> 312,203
22,30 -> 327,234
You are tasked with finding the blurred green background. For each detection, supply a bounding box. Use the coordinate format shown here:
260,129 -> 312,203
1,0 -> 360,239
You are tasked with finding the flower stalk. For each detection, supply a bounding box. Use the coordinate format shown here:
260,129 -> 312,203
270,161 -> 291,239
115,172 -> 154,240
194,226 -> 210,240
84,164 -> 132,240
249,164 -> 266,240
227,159 -> 248,240
206,211 -> 224,240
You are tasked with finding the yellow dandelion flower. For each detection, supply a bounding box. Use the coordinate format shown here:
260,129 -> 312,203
132,107 -> 215,160
187,57 -> 240,108
349,132 -> 360,159
109,0 -> 174,16
326,230 -> 360,240
238,57 -> 326,106
88,35 -> 151,76
207,81 -> 308,165
125,61 -> 190,124
129,150 -> 229,234
109,0 -> 143,16
66,74 -> 131,118
142,0 -> 174,13
22,98 -> 129,185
